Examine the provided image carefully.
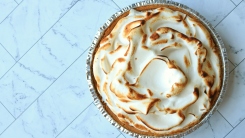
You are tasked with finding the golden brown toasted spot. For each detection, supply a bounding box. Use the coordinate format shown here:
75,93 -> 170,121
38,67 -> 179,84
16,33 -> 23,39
125,20 -> 142,29
135,15 -> 144,18
124,20 -> 143,36
146,12 -> 151,16
127,88 -> 148,100
209,37 -> 216,49
177,33 -> 189,41
135,124 -> 148,131
99,43 -> 111,52
100,37 -> 109,44
142,45 -> 149,50
161,46 -> 171,51
103,82 -> 112,105
117,104 -> 136,114
181,88 -> 200,110
150,32 -> 160,40
95,76 -> 100,85
203,104 -> 207,109
166,94 -> 171,98
109,33 -> 113,38
118,80 -> 122,83
118,58 -> 125,62
177,110 -> 185,120
119,98 -> 130,103
186,30 -> 191,36
157,27 -> 170,34
183,14 -> 187,20
109,45 -> 122,54
109,82 -> 116,95
176,19 -> 182,22
170,80 -> 187,97
171,34 -> 174,39
118,113 -> 124,118
184,55 -> 190,67
125,82 -> 136,86
196,48 -> 207,59
142,34 -> 147,44
159,7 -> 165,11
201,71 -> 208,77
165,108 -> 177,114
197,59 -> 203,74
129,106 -> 136,111
95,76 -> 101,91
124,44 -> 130,56
105,99 -> 112,106
145,12 -> 160,21
146,99 -> 160,114
210,88 -> 218,98
167,60 -> 178,69
161,43 -> 182,51
207,60 -> 212,69
111,58 -> 125,69
127,62 -> 132,71
173,14 -> 183,22
118,113 -> 134,124
206,78 -> 214,88
189,113 -> 196,117
183,20 -> 188,28
96,84 -> 100,92
193,88 -> 199,97
153,39 -> 168,45
147,89 -> 153,96
141,20 -> 146,26
131,46 -> 136,56
174,42 -> 181,47
101,57 -> 109,74
190,36 -> 201,45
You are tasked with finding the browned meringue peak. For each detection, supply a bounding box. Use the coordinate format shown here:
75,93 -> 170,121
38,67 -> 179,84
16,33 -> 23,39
116,98 -> 160,115
137,57 -> 187,98
136,110 -> 185,131
93,6 -> 222,133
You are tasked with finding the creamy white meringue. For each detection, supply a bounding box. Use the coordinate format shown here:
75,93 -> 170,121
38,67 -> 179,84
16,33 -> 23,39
93,7 -> 221,134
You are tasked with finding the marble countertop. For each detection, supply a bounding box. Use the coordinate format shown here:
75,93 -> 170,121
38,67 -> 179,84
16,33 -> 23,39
0,0 -> 244,137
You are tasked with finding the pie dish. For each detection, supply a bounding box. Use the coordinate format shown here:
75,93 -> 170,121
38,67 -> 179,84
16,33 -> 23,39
86,1 -> 228,137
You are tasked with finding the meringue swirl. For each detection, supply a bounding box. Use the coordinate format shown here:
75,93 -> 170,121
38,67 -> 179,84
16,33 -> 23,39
93,7 -> 221,134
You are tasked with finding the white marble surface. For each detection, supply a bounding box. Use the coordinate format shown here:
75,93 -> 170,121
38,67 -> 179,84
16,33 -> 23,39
0,44 -> 16,78
0,0 -> 17,23
0,0 -> 244,137
0,103 -> 15,134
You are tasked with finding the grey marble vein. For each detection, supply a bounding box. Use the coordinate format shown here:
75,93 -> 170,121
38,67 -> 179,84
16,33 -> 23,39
52,29 -> 78,48
40,41 -> 65,67
19,63 -> 56,81
22,120 -> 35,138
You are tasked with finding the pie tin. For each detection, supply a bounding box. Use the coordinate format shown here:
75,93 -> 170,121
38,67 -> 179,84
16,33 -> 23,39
86,0 -> 229,137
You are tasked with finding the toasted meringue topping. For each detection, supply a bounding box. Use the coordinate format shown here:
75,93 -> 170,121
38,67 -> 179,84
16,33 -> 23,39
93,7 -> 221,134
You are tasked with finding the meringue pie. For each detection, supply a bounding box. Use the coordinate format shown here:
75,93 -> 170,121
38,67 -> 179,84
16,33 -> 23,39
91,5 -> 223,136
